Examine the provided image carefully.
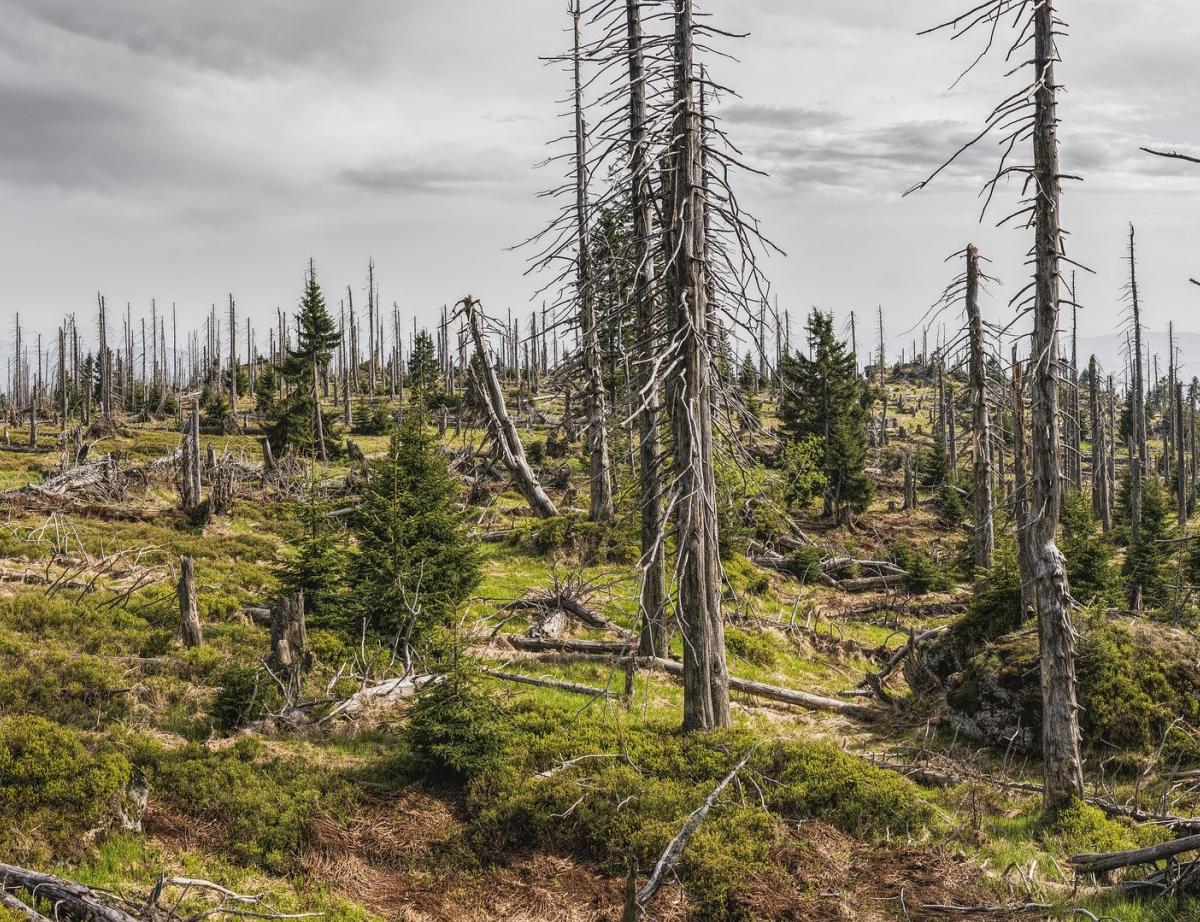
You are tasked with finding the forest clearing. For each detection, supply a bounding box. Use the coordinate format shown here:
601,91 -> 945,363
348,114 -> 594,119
3,0 -> 1200,920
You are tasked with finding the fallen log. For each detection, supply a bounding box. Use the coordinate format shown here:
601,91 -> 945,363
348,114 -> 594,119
481,668 -> 611,698
501,597 -> 633,639
0,862 -> 141,922
505,636 -> 632,656
648,658 -> 874,720
1069,833 -> 1200,874
320,673 -> 439,723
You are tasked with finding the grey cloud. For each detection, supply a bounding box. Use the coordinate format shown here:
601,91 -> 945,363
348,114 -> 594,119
723,104 -> 847,129
5,0 -> 409,78
339,150 -> 529,196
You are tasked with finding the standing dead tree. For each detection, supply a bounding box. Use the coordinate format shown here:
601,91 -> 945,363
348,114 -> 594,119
1089,355 -> 1112,531
910,0 -> 1085,813
178,555 -> 203,648
460,296 -> 559,519
624,0 -> 669,657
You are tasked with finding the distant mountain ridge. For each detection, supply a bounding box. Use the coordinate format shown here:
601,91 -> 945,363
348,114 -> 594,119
1076,329 -> 1200,384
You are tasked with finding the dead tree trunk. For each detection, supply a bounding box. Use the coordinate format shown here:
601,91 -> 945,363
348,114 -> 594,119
667,0 -> 729,732
571,2 -> 615,523
462,296 -> 559,518
1029,0 -> 1084,813
1012,356 -> 1035,622
965,244 -> 993,569
626,0 -> 670,657
180,398 -> 202,509
269,591 -> 310,686
1089,356 -> 1111,531
177,556 -> 203,648
1177,381 -> 1188,528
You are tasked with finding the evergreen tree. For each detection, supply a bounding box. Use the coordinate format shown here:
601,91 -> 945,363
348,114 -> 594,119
408,329 -> 438,396
278,493 -> 352,630
350,408 -> 480,647
1060,491 -> 1115,605
779,309 -> 872,524
1122,474 -> 1170,608
254,364 -> 278,417
268,263 -> 341,458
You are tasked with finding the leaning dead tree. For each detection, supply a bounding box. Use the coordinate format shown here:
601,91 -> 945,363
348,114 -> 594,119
911,0 -> 1085,812
460,295 -> 559,519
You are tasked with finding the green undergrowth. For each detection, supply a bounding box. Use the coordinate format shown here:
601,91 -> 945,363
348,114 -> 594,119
397,685 -> 939,919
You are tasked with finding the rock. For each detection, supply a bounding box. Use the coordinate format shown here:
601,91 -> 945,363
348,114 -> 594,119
942,617 -> 1200,757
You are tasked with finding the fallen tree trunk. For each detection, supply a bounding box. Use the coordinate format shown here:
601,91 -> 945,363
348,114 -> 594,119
505,636 -> 632,656
1069,833 -> 1200,874
648,658 -> 874,720
0,862 -> 142,922
501,596 -> 633,639
481,668 -> 611,698
321,674 -> 439,723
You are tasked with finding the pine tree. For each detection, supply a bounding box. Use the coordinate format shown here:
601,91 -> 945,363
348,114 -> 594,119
278,494 -> 351,630
780,309 -> 873,524
350,408 -> 480,646
408,329 -> 438,397
1122,473 -> 1170,608
1060,491 -> 1115,606
269,263 -> 341,458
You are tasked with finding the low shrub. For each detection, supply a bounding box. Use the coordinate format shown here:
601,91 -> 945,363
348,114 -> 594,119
134,735 -> 354,874
464,701 -> 937,919
724,627 -> 779,668
0,716 -> 130,857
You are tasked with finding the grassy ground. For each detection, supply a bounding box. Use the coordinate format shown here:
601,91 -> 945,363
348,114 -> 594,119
0,382 -> 1195,921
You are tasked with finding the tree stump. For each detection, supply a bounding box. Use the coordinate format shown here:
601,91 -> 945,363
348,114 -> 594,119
269,591 -> 311,683
178,556 -> 203,647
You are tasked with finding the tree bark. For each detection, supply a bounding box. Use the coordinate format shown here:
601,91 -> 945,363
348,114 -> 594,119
571,2 -> 615,523
667,0 -> 729,732
1089,356 -> 1111,530
965,244 -> 993,569
178,556 -> 203,648
269,591 -> 310,684
625,0 -> 670,657
1177,381 -> 1188,527
1011,356 -> 1035,622
1029,0 -> 1084,813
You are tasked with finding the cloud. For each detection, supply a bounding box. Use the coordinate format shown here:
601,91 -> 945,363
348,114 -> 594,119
338,148 -> 529,197
723,104 -> 847,130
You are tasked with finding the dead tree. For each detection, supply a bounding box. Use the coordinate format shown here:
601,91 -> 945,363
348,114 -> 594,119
269,591 -> 310,690
1089,356 -> 1112,530
665,0 -> 729,731
625,0 -> 669,657
1012,356 -> 1035,621
177,556 -> 203,648
1177,381 -> 1188,527
913,0 -> 1084,814
570,2 -> 616,523
461,296 -> 559,518
180,398 -> 202,509
965,244 -> 993,568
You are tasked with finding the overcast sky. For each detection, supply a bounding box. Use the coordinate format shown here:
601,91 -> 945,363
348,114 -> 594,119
2,0 -> 1198,371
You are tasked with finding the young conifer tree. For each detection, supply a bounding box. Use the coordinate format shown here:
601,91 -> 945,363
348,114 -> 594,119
271,262 -> 341,459
351,408 -> 481,648
780,309 -> 873,525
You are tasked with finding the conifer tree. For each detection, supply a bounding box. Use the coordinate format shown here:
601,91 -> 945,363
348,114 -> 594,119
269,262 -> 341,459
780,309 -> 873,524
408,329 -> 438,397
350,408 -> 480,647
